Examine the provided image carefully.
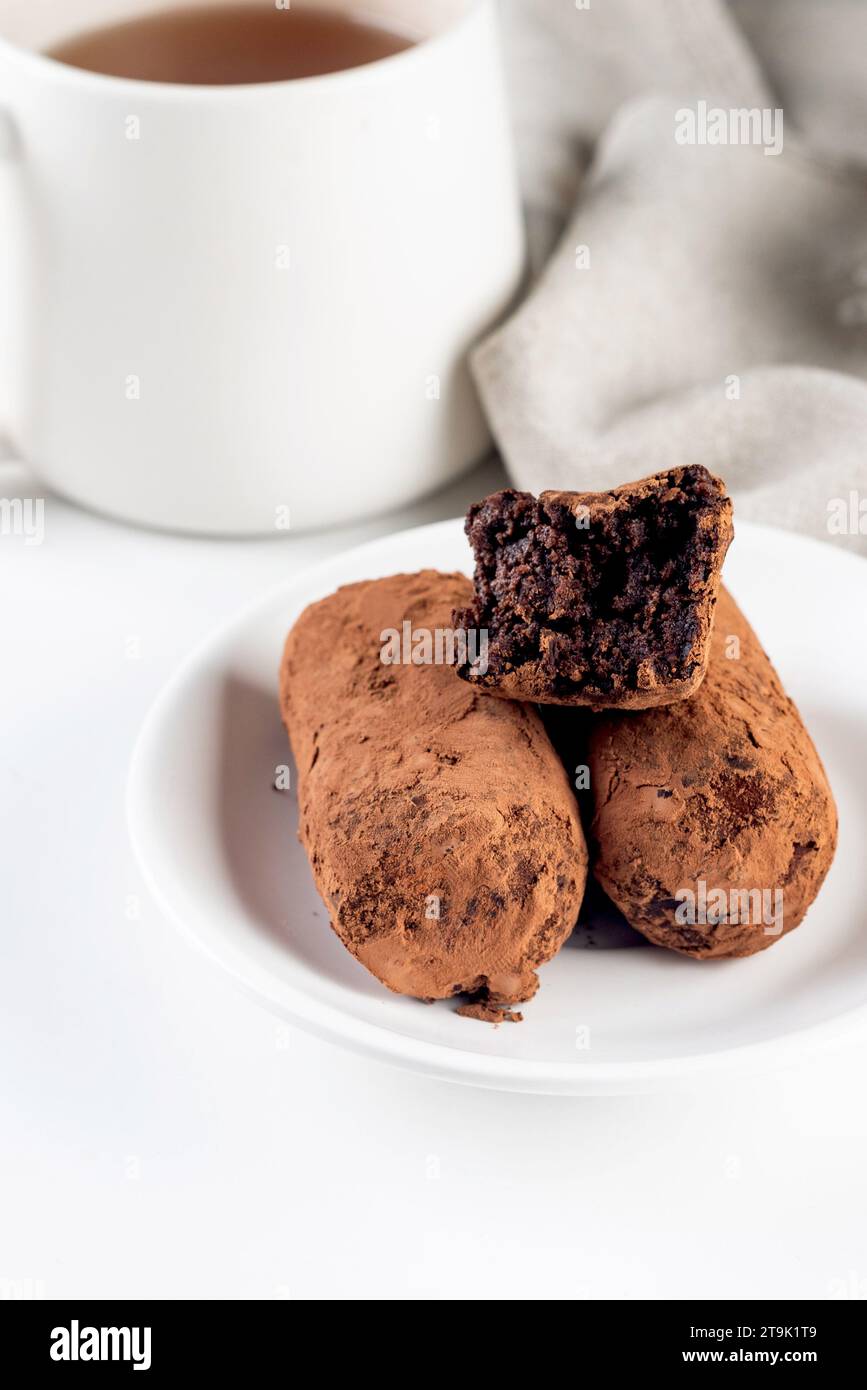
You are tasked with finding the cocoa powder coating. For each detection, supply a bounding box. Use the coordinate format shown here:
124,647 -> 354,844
588,587 -> 837,958
280,570 -> 589,1008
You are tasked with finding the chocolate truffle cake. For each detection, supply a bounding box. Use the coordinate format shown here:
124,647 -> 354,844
454,465 -> 733,709
280,571 -> 588,1016
588,587 -> 837,958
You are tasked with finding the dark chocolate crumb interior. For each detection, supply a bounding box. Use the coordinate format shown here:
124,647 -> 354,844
457,465 -> 728,699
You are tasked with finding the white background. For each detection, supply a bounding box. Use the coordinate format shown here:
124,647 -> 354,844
2,456 -> 867,1302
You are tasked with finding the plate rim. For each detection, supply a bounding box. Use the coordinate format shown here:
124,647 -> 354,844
127,516 -> 867,1095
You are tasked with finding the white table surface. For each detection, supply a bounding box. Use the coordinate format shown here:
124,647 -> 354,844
2,455 -> 866,1302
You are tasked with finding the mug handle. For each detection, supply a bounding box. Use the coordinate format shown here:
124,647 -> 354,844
0,106 -> 20,463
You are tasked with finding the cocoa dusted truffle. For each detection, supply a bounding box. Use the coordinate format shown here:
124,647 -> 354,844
454,465 -> 733,709
588,587 -> 837,958
280,571 -> 588,1015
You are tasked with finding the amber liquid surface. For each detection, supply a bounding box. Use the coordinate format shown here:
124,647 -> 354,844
46,4 -> 416,84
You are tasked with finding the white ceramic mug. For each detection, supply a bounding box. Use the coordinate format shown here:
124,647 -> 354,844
0,0 -> 524,534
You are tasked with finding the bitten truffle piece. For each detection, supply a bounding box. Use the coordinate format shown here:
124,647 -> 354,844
280,571 -> 588,1014
588,588 -> 837,959
454,466 -> 733,709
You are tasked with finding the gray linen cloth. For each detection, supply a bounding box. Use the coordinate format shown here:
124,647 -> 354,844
476,0 -> 867,551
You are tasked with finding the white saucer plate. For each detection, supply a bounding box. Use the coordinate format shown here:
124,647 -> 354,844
127,519 -> 867,1094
